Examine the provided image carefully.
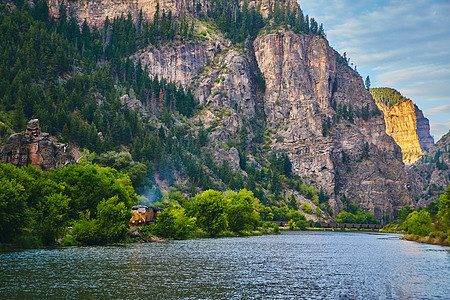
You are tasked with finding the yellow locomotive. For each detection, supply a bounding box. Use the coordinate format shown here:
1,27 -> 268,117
130,205 -> 161,226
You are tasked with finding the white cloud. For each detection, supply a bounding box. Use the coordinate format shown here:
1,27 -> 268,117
430,122 -> 450,141
425,105 -> 450,116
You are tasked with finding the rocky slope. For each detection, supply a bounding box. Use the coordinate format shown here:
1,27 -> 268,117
48,0 -> 298,27
408,131 -> 449,206
40,0 -> 415,218
0,119 -> 73,170
48,0 -> 210,27
371,88 -> 434,165
252,30 -> 411,217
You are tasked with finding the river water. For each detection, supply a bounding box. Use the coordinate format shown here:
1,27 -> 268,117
1,231 -> 449,299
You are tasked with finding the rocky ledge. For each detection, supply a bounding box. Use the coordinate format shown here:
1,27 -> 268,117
0,119 -> 73,170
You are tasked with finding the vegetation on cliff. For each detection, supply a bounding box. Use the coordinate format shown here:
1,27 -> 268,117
370,87 -> 409,108
0,0 -> 418,244
408,131 -> 449,205
0,1 -> 329,200
334,196 -> 380,225
370,86 -> 434,165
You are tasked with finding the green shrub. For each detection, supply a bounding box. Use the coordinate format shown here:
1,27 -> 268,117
153,204 -> 196,239
288,219 -> 296,230
72,219 -> 101,245
189,190 -> 228,236
61,235 -> 80,246
296,220 -> 307,230
268,223 -> 280,234
403,210 -> 432,236
302,202 -> 312,214
226,189 -> 260,232
315,207 -> 322,217
15,231 -> 42,249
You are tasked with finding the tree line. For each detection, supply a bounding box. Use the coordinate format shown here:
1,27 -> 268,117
383,185 -> 449,245
0,0 -> 338,238
370,87 -> 409,108
0,161 -> 137,247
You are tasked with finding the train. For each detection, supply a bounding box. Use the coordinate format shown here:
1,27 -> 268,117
130,205 -> 161,226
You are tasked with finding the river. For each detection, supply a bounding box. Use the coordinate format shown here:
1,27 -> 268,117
1,231 -> 449,299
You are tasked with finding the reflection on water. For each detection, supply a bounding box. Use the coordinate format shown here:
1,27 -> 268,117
1,231 -> 449,299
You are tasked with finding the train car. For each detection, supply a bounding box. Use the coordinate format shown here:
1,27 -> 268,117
130,205 -> 161,226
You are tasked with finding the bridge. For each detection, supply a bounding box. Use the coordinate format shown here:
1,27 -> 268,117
271,221 -> 383,230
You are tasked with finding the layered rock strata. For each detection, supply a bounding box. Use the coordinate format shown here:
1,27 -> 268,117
0,119 -> 72,170
408,131 -> 449,206
48,0 -> 211,27
47,0 -> 299,27
253,30 -> 412,217
374,91 -> 434,165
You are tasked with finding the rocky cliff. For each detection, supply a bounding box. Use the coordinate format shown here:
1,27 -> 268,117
135,26 -> 414,217
252,30 -> 411,217
41,0 -> 415,218
408,131 -> 449,206
371,87 -> 434,165
48,0 -> 298,26
48,0 -> 210,27
415,105 -> 434,151
0,119 -> 73,170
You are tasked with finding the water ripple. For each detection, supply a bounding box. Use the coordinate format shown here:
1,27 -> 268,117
1,232 -> 449,299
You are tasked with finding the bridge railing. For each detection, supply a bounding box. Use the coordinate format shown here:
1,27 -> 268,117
269,221 -> 382,229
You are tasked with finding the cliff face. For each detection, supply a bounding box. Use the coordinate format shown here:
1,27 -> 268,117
0,119 -> 73,170
408,131 -> 450,206
48,0 -> 211,27
252,30 -> 412,217
372,88 -> 434,165
42,0 -> 415,217
415,105 -> 434,151
48,0 -> 298,26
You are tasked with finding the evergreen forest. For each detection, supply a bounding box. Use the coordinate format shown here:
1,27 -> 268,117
0,0 -> 335,246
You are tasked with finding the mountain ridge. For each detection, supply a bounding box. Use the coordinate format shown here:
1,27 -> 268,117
0,0 -> 424,221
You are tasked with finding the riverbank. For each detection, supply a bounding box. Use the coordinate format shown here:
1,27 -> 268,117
402,233 -> 450,247
134,226 -> 280,242
305,227 -> 380,232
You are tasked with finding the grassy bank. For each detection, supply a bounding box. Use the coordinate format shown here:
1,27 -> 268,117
402,233 -> 450,247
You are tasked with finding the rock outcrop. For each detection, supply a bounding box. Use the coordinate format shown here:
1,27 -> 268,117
0,119 -> 73,170
135,40 -> 224,89
47,0 -> 299,27
415,105 -> 434,151
252,30 -> 412,217
48,0 -> 211,27
371,88 -> 434,165
408,131 -> 449,206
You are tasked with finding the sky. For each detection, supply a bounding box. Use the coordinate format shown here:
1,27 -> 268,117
299,0 -> 450,140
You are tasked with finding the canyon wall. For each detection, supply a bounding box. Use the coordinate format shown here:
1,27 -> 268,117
372,88 -> 434,165
408,131 -> 449,206
41,0 -> 416,217
48,0 -> 210,27
253,30 -> 412,216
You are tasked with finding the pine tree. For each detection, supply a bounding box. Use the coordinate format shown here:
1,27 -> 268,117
365,76 -> 371,90
12,99 -> 27,132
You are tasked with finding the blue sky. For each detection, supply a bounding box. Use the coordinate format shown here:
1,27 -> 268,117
299,0 -> 450,140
